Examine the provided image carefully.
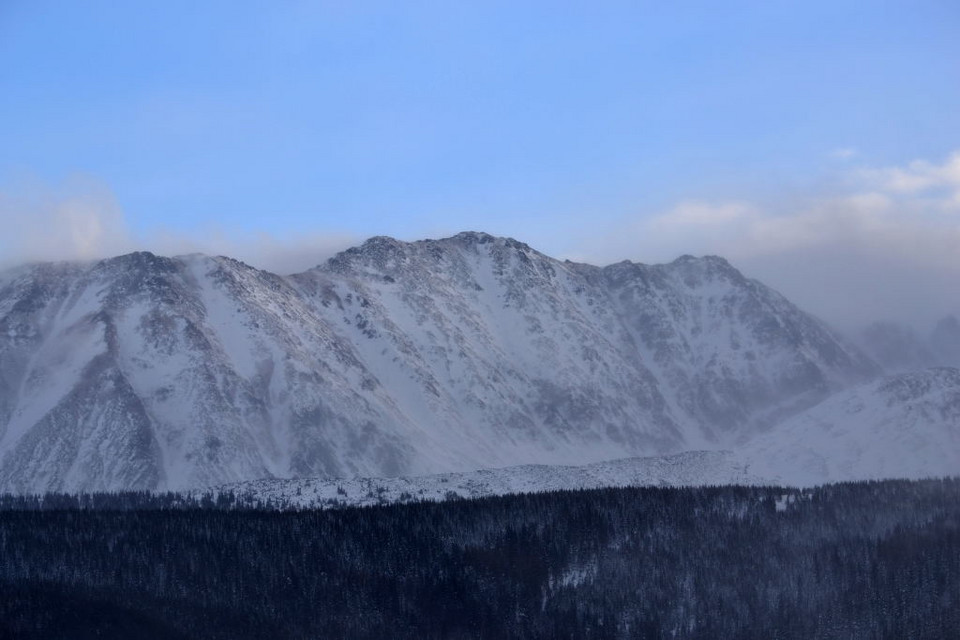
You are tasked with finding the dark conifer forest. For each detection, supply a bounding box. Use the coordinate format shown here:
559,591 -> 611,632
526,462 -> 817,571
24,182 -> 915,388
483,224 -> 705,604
0,479 -> 957,639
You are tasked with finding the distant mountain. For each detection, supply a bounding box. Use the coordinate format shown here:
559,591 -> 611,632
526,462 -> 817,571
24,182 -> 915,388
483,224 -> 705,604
858,322 -> 937,373
858,316 -> 960,371
0,232 -> 880,493
739,367 -> 960,486
930,315 -> 960,367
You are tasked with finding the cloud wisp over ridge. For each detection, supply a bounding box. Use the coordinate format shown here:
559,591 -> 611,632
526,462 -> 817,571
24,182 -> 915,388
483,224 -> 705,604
574,151 -> 960,330
0,178 -> 133,266
1,151 -> 957,331
0,177 -> 356,275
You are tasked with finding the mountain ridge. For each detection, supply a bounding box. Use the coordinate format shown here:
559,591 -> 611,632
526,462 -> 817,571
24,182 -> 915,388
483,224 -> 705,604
0,232 -> 896,493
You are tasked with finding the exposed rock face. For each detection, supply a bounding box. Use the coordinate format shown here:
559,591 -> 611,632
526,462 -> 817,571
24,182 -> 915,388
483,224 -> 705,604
0,232 -> 878,492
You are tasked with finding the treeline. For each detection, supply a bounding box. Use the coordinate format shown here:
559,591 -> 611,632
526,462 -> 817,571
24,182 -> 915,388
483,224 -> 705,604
0,479 -> 957,639
0,489 -> 249,511
0,487 -> 360,511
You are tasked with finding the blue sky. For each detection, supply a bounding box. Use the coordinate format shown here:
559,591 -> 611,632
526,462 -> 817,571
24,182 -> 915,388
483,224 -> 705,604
1,1 -> 959,326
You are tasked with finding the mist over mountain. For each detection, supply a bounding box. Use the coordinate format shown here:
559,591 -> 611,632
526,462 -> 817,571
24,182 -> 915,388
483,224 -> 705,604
857,315 -> 960,372
740,366 -> 960,485
930,315 -> 960,367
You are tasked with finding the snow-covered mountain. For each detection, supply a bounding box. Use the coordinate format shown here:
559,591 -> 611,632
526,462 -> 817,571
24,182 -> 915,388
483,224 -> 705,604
212,367 -> 960,509
208,363 -> 960,505
208,451 -> 761,510
739,367 -> 960,486
0,232 -> 880,493
220,364 -> 960,505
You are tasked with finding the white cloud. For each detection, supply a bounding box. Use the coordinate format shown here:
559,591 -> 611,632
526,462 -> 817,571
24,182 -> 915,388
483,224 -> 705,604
5,152 -> 959,331
147,228 -> 357,274
830,147 -> 858,160
650,200 -> 755,227
860,152 -> 960,195
0,177 -> 356,274
575,151 -> 960,329
0,177 -> 134,267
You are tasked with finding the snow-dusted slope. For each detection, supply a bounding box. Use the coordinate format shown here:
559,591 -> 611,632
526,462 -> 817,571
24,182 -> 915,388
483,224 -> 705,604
0,252 -> 420,492
588,255 -> 876,439
301,233 -> 875,450
0,232 -> 878,493
217,366 -> 960,505
211,451 -> 762,510
739,367 -> 960,486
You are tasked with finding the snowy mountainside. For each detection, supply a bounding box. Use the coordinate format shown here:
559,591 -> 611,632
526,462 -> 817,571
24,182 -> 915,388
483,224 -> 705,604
586,255 -> 877,439
218,365 -> 960,507
301,233 -> 875,447
209,451 -> 762,510
739,367 -> 960,486
0,252 -> 421,492
0,232 -> 878,493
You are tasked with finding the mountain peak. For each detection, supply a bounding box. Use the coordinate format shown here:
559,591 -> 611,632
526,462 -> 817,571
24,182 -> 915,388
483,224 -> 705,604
0,229 -> 898,493
444,231 -> 531,252
362,235 -> 404,249
670,253 -> 737,272
449,230 -> 496,244
666,254 -> 746,288
323,231 -> 542,277
96,250 -> 178,274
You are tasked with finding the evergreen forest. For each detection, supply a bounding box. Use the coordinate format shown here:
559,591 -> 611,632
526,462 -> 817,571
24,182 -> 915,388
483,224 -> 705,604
0,479 -> 957,639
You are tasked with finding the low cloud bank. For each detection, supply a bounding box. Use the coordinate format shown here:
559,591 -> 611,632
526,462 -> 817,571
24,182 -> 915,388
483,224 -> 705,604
576,151 -> 960,330
0,177 -> 355,275
3,152 -> 958,331
0,177 -> 133,266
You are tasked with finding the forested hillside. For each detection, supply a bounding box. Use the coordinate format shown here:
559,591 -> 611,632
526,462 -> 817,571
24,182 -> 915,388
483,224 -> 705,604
1,479 -> 957,639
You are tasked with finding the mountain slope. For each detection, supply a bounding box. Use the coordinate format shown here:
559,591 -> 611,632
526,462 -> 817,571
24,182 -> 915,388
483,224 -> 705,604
209,451 -> 760,510
0,232 -> 877,492
739,367 -> 960,485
